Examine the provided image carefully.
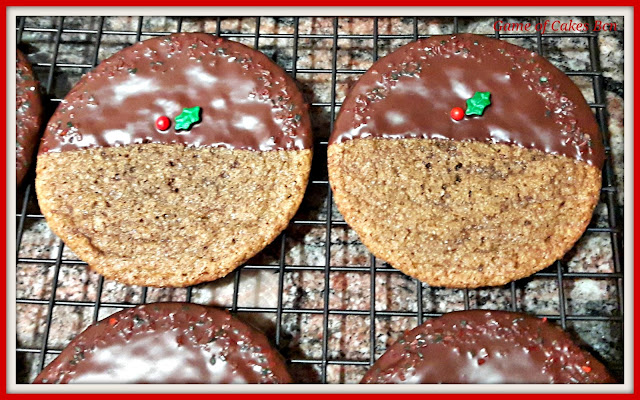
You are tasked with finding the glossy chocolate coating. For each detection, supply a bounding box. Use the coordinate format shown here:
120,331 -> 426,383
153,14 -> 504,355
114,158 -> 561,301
16,49 -> 43,185
39,33 -> 311,154
331,34 -> 604,168
362,310 -> 614,384
33,303 -> 291,384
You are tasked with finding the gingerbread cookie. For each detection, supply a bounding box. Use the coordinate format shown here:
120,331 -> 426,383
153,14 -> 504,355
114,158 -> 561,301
34,303 -> 291,384
362,310 -> 614,384
16,49 -> 43,185
328,34 -> 603,288
36,33 -> 312,287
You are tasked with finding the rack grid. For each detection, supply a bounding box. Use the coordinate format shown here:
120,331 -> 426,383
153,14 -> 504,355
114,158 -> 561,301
15,15 -> 623,383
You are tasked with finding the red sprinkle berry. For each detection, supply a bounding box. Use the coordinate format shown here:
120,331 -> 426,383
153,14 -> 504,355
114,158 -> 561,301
108,317 -> 117,326
450,107 -> 464,121
582,365 -> 592,373
156,115 -> 170,131
541,317 -> 548,322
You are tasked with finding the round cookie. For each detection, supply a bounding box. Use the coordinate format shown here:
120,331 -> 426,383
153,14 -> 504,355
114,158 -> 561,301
36,33 -> 312,287
361,310 -> 614,384
16,49 -> 43,185
33,303 -> 291,384
328,33 -> 603,288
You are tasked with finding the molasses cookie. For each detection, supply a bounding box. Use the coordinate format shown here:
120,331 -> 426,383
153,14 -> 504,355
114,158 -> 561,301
16,49 -> 43,185
362,310 -> 614,384
34,303 -> 291,384
328,33 -> 603,288
36,33 -> 312,287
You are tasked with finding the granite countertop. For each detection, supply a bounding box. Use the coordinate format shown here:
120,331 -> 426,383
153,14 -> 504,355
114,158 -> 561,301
16,15 -> 624,384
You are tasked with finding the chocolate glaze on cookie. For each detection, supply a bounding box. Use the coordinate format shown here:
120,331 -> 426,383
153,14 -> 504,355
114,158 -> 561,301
331,34 -> 604,168
39,33 -> 312,154
362,310 -> 614,384
34,303 -> 291,384
16,49 -> 43,185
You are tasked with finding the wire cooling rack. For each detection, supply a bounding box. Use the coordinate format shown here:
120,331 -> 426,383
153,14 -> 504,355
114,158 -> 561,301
15,15 -> 624,383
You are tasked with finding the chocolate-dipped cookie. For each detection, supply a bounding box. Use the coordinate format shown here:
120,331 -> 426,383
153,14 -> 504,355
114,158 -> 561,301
16,49 -> 43,185
36,33 -> 312,287
328,33 -> 603,288
34,303 -> 291,384
362,310 -> 614,384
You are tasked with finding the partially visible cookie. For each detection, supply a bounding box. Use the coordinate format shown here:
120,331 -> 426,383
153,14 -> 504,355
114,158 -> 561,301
16,49 -> 43,185
361,310 -> 615,384
33,303 -> 292,384
36,33 -> 312,287
328,33 -> 603,288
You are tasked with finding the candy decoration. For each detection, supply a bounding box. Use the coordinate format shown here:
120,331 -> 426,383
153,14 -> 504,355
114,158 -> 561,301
450,107 -> 464,121
155,115 -> 170,131
465,91 -> 491,116
582,365 -> 592,373
175,106 -> 202,131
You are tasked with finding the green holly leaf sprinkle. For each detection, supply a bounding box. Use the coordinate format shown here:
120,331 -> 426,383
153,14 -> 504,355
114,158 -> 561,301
465,91 -> 491,116
174,106 -> 202,131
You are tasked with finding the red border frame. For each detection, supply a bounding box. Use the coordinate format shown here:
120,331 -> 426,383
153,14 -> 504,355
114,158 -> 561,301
0,1 -> 636,6
3,4 -> 635,396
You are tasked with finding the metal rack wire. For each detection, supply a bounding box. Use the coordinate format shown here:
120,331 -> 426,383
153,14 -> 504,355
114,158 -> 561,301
15,15 -> 624,383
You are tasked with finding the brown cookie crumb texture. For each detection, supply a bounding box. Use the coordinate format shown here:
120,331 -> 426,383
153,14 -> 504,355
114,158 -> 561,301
16,49 -> 43,185
328,138 -> 601,288
36,144 -> 311,287
361,310 -> 615,384
34,303 -> 292,384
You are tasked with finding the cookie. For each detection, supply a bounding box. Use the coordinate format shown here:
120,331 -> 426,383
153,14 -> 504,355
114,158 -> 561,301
33,303 -> 291,384
36,33 -> 312,287
328,34 -> 603,288
362,310 -> 614,384
16,49 -> 43,185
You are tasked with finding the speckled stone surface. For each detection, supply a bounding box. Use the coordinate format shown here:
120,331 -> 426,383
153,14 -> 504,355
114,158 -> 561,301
16,16 -> 624,384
